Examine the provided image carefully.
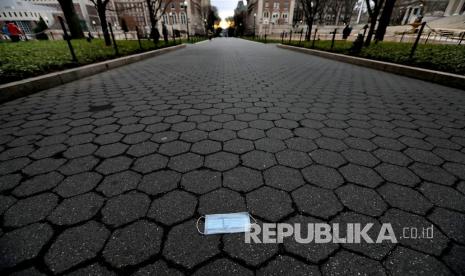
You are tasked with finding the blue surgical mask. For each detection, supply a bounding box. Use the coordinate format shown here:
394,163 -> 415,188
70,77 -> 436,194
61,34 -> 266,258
197,212 -> 253,235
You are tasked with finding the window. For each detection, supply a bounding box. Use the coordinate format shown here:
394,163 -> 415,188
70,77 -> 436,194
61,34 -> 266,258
282,13 -> 288,19
265,1 -> 269,8
272,12 -> 279,22
273,2 -> 279,9
172,13 -> 177,24
180,12 -> 186,24
263,11 -> 269,18
162,14 -> 168,23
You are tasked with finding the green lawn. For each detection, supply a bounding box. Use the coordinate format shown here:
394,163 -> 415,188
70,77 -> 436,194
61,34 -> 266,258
244,37 -> 465,75
0,38 -> 201,85
288,40 -> 465,75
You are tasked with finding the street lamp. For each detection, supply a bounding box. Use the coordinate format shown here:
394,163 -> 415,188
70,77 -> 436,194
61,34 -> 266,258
253,13 -> 256,39
169,12 -> 175,41
182,1 -> 190,40
204,18 -> 207,37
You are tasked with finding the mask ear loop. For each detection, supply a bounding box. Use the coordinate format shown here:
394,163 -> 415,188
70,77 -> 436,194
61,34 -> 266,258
196,216 -> 206,235
249,213 -> 258,225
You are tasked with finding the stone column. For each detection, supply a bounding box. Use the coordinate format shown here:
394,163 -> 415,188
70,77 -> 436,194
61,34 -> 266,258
289,0 -> 295,31
257,0 -> 264,35
455,0 -> 465,14
445,0 -> 457,16
402,7 -> 411,25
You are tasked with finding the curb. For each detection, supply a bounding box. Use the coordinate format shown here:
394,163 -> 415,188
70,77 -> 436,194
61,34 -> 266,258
0,44 -> 187,103
277,44 -> 465,90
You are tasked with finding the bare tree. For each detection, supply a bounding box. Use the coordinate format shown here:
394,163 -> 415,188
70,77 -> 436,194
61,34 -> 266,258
364,0 -> 385,46
57,0 -> 84,38
342,0 -> 358,23
90,0 -> 112,46
145,0 -> 174,43
375,0 -> 397,41
299,0 -> 320,41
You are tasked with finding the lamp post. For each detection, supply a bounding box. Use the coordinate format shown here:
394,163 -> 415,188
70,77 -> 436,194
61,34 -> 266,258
182,1 -> 190,41
169,12 -> 175,41
253,13 -> 256,39
204,18 -> 207,38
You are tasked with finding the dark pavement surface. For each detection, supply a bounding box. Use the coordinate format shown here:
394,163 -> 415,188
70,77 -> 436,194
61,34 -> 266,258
1,38 -> 465,275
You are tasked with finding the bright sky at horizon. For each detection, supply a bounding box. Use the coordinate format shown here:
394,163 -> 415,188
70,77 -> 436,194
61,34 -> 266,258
211,0 -> 244,28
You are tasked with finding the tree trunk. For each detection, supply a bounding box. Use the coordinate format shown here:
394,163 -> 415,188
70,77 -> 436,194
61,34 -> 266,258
96,1 -> 111,46
58,0 -> 84,39
305,17 -> 314,41
146,0 -> 160,44
375,0 -> 396,41
364,14 -> 377,46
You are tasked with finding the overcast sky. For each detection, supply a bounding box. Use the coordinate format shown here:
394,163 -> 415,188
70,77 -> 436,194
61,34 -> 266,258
211,0 -> 243,27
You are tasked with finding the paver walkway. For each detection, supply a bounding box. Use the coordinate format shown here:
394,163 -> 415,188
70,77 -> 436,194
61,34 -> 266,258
1,38 -> 465,275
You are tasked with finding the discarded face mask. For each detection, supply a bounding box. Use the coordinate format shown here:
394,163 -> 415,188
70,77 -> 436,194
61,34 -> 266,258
196,212 -> 257,235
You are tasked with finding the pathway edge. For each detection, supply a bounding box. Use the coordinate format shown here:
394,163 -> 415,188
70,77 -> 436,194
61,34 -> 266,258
277,44 -> 465,90
0,44 -> 187,103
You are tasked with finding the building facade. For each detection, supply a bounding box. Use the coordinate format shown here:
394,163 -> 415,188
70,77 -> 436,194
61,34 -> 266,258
0,0 -> 57,34
247,0 -> 296,36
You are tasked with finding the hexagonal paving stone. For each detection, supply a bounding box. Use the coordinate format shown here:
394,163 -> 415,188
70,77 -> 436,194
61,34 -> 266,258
97,170 -> 141,197
336,184 -> 387,217
409,163 -> 456,186
331,212 -> 395,260
247,186 -> 294,221
302,165 -> 344,189
168,153 -> 204,173
375,163 -> 420,187
322,250 -> 386,275
275,149 -> 312,169
266,127 -> 293,140
67,263 -> 115,276
0,173 -> 21,192
204,151 -> 240,171
340,164 -> 383,188
292,185 -> 343,219
158,141 -> 191,156
428,207 -> 465,244
48,192 -> 104,225
103,220 -> 163,268
341,149 -> 380,167
285,137 -> 317,152
309,149 -> 346,168
209,129 -> 236,141
181,170 -> 221,194
284,215 -> 339,263
223,166 -> 264,192
55,172 -> 102,197
381,208 -> 448,255
163,219 -> 220,269
94,142 -> 128,158
193,258 -> 253,275
0,223 -> 53,269
242,150 -> 277,170
101,192 -> 150,227
238,128 -> 266,140
223,229 -> 279,267
191,139 -> 222,155
198,188 -> 246,215
223,139 -> 254,154
126,141 -> 159,157
132,154 -> 168,174
377,183 -> 432,215
257,255 -> 320,276
255,138 -> 287,153
373,149 -> 412,166
12,171 -> 63,197
148,190 -> 197,225
44,221 -> 109,273
58,155 -> 99,176
264,166 -> 305,191
443,244 -> 465,275
22,158 -> 66,176
419,182 -> 465,212
138,170 -> 180,195
385,246 -> 451,275
4,193 -> 58,227
133,260 -> 182,276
